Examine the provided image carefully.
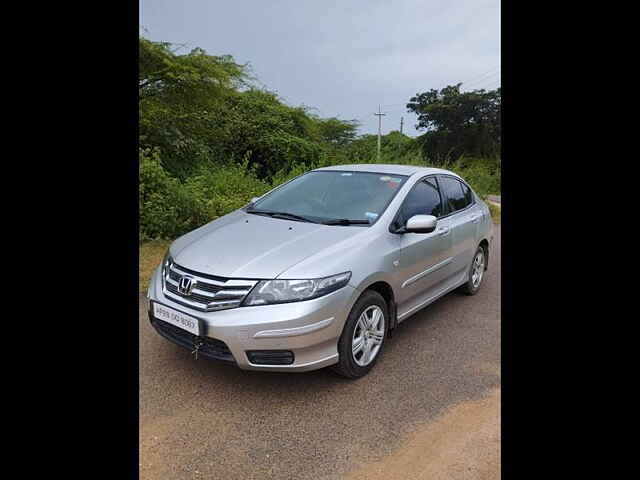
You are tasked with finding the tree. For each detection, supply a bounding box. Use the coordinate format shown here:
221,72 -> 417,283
214,89 -> 324,178
139,38 -> 247,101
138,37 -> 360,180
407,84 -> 500,162
316,117 -> 360,147
139,38 -> 249,178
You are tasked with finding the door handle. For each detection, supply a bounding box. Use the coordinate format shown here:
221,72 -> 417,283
471,214 -> 481,224
437,226 -> 450,236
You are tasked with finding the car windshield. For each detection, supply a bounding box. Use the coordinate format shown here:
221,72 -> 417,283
249,170 -> 408,225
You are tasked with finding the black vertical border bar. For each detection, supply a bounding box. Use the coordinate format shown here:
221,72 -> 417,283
130,4 -> 141,478
500,0 -> 511,477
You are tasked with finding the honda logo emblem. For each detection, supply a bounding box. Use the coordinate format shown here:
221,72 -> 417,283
178,275 -> 197,295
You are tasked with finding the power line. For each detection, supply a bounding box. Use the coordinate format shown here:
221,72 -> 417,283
369,66 -> 501,112
468,74 -> 501,91
460,66 -> 500,87
463,70 -> 501,90
461,66 -> 499,84
465,73 -> 500,89
465,69 -> 500,85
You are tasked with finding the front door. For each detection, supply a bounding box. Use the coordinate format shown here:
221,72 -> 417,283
394,177 -> 454,314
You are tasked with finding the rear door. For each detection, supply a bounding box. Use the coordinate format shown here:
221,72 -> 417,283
437,176 -> 479,277
459,181 -> 484,240
394,176 -> 454,312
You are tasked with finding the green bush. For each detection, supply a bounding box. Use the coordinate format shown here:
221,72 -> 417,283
139,148 -> 210,240
139,148 -> 275,240
184,159 -> 271,217
139,145 -> 501,241
443,156 -> 501,197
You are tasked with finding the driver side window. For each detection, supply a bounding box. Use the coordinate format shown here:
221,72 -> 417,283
394,177 -> 443,229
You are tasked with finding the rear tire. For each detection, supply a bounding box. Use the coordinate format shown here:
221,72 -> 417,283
331,290 -> 388,379
460,245 -> 487,295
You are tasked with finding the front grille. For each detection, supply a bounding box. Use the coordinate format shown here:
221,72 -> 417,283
162,261 -> 257,312
151,317 -> 235,362
168,269 -> 223,295
166,281 -> 218,304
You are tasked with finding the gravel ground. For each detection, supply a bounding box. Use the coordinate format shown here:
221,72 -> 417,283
140,225 -> 501,479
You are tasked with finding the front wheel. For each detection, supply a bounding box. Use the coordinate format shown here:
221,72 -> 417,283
460,245 -> 487,295
332,290 -> 388,379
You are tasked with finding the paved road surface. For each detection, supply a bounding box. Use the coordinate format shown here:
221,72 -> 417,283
140,226 -> 501,479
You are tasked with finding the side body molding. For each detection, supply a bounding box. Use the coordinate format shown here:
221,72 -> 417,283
401,257 -> 453,289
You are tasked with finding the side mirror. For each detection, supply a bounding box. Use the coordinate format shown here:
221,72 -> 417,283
405,215 -> 437,234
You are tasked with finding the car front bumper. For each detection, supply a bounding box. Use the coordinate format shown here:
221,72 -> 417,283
147,266 -> 357,372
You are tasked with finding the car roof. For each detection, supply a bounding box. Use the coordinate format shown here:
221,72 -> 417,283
312,163 -> 458,178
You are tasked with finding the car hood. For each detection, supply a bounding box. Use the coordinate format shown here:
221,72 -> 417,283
171,210 -> 368,279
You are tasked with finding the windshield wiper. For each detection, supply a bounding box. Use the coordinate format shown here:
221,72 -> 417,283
322,218 -> 371,225
246,208 -> 318,224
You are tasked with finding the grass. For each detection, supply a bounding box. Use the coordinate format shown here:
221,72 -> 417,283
487,201 -> 501,224
139,239 -> 171,292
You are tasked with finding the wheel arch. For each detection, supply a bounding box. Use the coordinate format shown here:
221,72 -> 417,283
478,238 -> 489,270
360,280 -> 398,337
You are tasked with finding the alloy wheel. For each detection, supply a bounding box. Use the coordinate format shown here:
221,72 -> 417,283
471,249 -> 485,288
352,305 -> 385,366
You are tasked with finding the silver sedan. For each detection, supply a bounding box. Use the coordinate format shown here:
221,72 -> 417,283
147,164 -> 493,378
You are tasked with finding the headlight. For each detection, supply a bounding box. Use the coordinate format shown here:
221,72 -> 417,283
242,272 -> 352,306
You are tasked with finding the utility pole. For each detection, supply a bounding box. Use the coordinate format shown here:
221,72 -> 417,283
400,116 -> 404,134
374,105 -> 386,161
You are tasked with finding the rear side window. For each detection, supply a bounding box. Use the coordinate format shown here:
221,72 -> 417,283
395,177 -> 443,228
460,181 -> 474,205
439,176 -> 471,213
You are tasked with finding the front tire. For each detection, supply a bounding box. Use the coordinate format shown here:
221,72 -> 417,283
332,290 -> 388,379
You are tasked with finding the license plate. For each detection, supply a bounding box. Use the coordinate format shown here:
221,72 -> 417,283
153,302 -> 199,336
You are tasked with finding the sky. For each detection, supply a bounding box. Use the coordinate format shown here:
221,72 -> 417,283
140,0 -> 500,138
